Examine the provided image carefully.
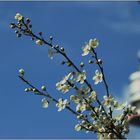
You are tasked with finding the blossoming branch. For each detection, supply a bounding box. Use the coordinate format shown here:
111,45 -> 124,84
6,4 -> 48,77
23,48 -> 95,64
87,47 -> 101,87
10,13 -> 137,139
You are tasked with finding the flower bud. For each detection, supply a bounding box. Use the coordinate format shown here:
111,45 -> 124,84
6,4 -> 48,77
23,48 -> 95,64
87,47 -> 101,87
89,125 -> 93,130
70,95 -> 76,100
17,33 -> 22,38
39,32 -> 42,36
24,88 -> 29,92
56,45 -> 59,49
60,47 -> 64,52
19,68 -> 25,77
41,85 -> 46,91
67,61 -> 72,67
26,18 -> 30,23
80,62 -> 84,67
28,88 -> 33,91
10,22 -> 15,26
17,23 -> 22,27
88,60 -> 93,64
15,30 -> 19,34
24,88 -> 32,92
10,23 -> 16,29
61,61 -> 65,65
33,88 -> 38,93
77,114 -> 83,119
81,120 -> 86,124
36,40 -> 43,46
50,36 -> 53,40
96,59 -> 102,64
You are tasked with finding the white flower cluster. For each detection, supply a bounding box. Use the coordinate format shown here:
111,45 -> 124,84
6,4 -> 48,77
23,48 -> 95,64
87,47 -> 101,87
56,73 -> 73,93
56,71 -> 88,94
82,38 -> 99,56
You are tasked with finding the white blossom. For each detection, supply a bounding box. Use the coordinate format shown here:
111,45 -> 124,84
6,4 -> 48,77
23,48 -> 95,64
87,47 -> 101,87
36,39 -> 43,45
42,98 -> 49,108
82,44 -> 91,56
89,91 -> 97,100
103,95 -> 114,106
56,82 -> 70,93
76,102 -> 87,112
75,124 -> 82,131
92,70 -> 103,84
89,38 -> 99,49
56,98 -> 69,111
76,71 -> 86,84
15,13 -> 23,21
82,38 -> 99,56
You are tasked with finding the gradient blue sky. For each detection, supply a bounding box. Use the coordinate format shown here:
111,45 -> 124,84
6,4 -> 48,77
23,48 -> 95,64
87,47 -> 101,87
0,1 -> 140,139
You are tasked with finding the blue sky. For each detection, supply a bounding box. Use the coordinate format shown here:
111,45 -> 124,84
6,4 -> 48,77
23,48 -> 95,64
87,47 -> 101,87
0,1 -> 140,139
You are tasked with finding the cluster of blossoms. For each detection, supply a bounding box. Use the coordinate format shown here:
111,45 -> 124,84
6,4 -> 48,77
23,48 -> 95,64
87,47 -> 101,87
13,13 -> 138,139
82,38 -> 99,56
